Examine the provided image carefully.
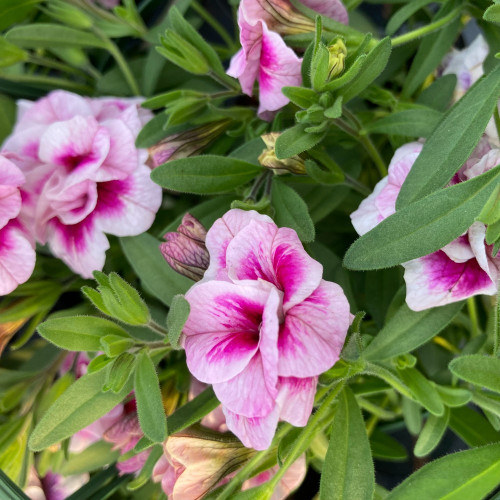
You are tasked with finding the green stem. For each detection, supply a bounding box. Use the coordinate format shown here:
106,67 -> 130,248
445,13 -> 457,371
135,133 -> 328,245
148,320 -> 168,337
208,70 -> 241,92
0,73 -> 93,94
467,297 -> 479,338
391,7 -> 462,47
267,381 -> 346,490
92,27 -> 140,95
344,173 -> 372,196
191,1 -> 236,50
27,55 -> 92,80
246,171 -> 268,201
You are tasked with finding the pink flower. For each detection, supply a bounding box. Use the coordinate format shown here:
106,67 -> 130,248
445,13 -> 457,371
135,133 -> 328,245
350,141 -> 500,311
227,0 -> 348,117
25,468 -> 88,500
2,90 -> 162,279
0,154 -> 36,295
181,209 -> 351,450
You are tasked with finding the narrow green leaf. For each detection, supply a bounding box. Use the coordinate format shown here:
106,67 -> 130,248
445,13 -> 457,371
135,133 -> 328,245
120,233 -> 192,307
272,180 -> 315,242
435,385 -> 472,407
397,65 -> 500,208
363,108 -> 442,137
281,86 -> 319,108
449,406 -> 500,447
6,24 -> 107,49
449,355 -> 500,393
397,367 -> 444,416
275,123 -> 325,159
387,442 -> 500,500
414,407 -> 450,457
363,301 -> 463,361
37,316 -> 129,352
320,387 -> 374,500
484,4 -> 500,25
0,469 -> 29,500
134,352 -> 167,443
151,155 -> 262,194
370,429 -> 408,461
344,164 -> 500,270
166,295 -> 190,349
416,74 -> 457,112
166,387 -> 219,436
339,38 -> 392,103
59,441 -> 120,476
386,0 -> 434,35
0,0 -> 42,32
29,370 -> 132,451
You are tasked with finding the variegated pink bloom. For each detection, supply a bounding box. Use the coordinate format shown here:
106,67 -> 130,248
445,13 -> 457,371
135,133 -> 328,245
2,90 -> 162,278
351,141 -> 500,311
0,155 -> 35,295
25,468 -> 88,500
227,0 -> 348,117
181,209 -> 351,450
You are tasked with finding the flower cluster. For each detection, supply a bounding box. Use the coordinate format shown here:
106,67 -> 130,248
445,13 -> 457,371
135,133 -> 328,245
180,209 -> 352,449
227,0 -> 348,117
0,90 -> 162,290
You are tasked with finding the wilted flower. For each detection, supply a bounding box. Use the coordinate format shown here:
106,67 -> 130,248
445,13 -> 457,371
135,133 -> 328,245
351,140 -> 500,311
181,209 -> 351,449
1,90 -> 162,279
0,155 -> 36,296
148,120 -> 230,168
258,133 -> 306,174
160,214 -> 209,281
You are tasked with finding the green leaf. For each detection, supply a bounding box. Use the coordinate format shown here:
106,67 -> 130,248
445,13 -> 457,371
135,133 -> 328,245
166,295 -> 190,349
272,180 -> 315,242
484,4 -> 500,25
0,37 -> 27,68
127,445 -> 163,490
339,38 -> 392,103
134,352 -> 167,443
5,24 -> 107,49
387,442 -> 500,500
275,123 -> 325,159
363,301 -> 463,361
363,108 -> 442,137
37,316 -> 129,352
0,0 -> 42,32
370,429 -> 408,461
29,370 -> 132,451
120,232 -> 192,307
449,355 -> 500,393
108,273 -> 150,325
435,385 -> 472,407
449,406 -> 500,447
281,86 -> 319,108
103,352 -> 136,392
135,113 -> 170,148
320,387 -> 374,500
398,64 -> 500,208
414,407 -> 450,457
59,441 -> 120,476
397,367 -> 444,416
386,0 -> 434,35
0,94 -> 16,144
151,155 -> 262,195
402,1 -> 461,97
344,164 -> 500,270
0,468 -> 29,500
323,54 -> 367,93
166,387 -> 219,436
311,43 -> 330,91
416,74 -> 457,112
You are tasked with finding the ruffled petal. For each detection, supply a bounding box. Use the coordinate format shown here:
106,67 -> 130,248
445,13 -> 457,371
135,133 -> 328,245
276,376 -> 317,427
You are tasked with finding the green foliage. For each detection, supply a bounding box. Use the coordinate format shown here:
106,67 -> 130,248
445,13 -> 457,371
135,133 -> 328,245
449,355 -> 500,393
166,294 -> 190,349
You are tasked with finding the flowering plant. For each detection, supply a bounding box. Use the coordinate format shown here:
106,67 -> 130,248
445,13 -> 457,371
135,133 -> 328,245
1,0 -> 500,499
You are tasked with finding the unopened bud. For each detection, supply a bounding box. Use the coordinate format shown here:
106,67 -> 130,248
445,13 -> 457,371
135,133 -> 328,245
327,39 -> 347,80
47,0 -> 93,29
160,214 -> 209,281
258,133 -> 306,175
159,31 -> 211,75
148,121 -> 229,168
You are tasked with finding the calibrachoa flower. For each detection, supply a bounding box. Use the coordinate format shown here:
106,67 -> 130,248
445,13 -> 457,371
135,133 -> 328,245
181,209 -> 351,449
25,468 -> 88,500
2,90 -> 162,278
351,141 -> 500,311
228,0 -> 348,117
0,154 -> 36,295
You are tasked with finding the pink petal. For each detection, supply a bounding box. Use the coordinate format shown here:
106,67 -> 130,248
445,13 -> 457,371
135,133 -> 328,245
0,156 -> 25,228
403,250 -> 498,311
350,178 -> 388,236
276,376 -> 317,426
278,280 -> 350,377
469,222 -> 499,282
46,216 -> 110,279
463,148 -> 500,180
93,165 -> 162,237
0,222 -> 36,295
441,234 -> 474,263
227,220 -> 323,310
223,405 -> 280,450
204,209 -> 273,281
301,0 -> 348,24
183,281 -> 270,384
257,23 -> 302,116
227,48 -> 260,96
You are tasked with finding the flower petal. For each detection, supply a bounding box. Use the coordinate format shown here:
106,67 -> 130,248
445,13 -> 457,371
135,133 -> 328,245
301,0 -> 348,24
278,280 -> 350,377
276,376 -> 317,427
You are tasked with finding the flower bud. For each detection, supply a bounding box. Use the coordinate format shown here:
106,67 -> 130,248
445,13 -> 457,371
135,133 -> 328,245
258,133 -> 306,175
327,39 -> 347,80
160,214 -> 209,281
148,121 -> 229,168
159,31 -> 211,75
46,0 -> 93,29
